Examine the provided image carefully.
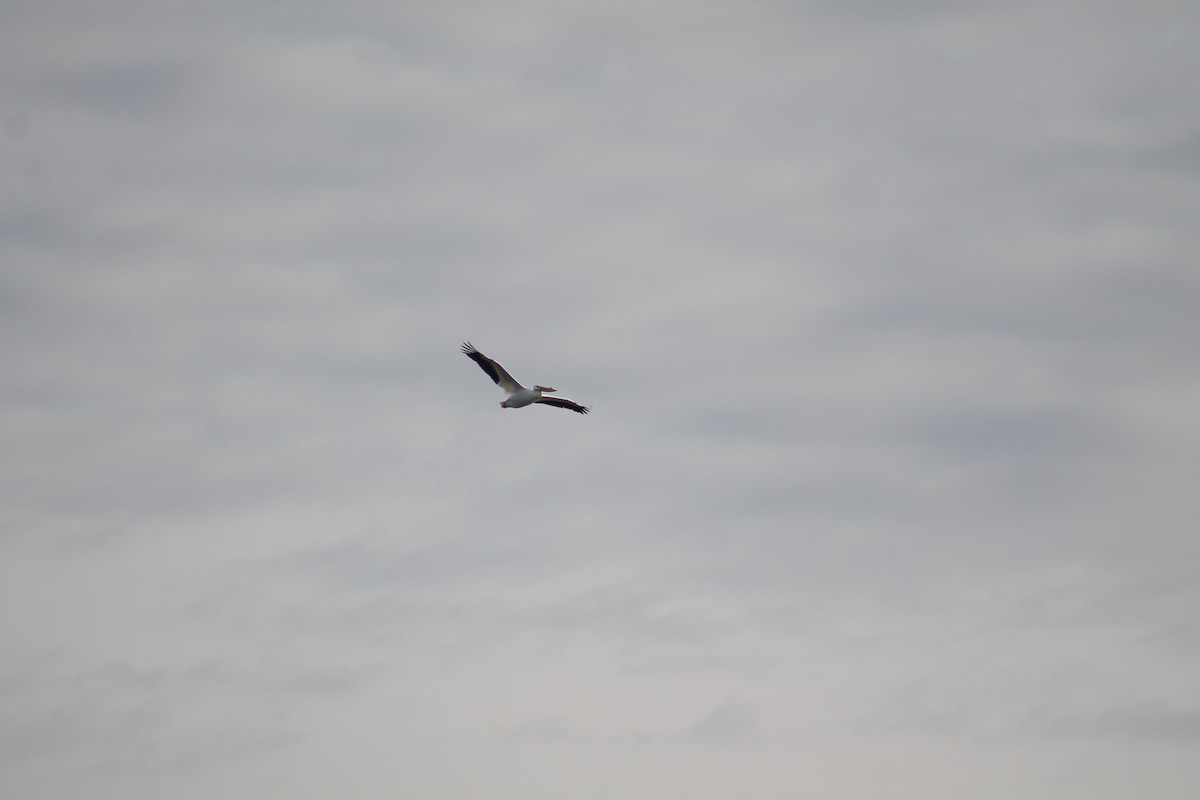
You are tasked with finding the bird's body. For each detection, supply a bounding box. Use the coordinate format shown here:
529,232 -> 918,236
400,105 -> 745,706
501,387 -> 540,409
461,342 -> 590,414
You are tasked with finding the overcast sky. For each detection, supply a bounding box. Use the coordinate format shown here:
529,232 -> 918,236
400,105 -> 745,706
2,1 -> 1199,798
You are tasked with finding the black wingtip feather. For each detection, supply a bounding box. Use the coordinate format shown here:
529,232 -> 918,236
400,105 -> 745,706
461,341 -> 502,385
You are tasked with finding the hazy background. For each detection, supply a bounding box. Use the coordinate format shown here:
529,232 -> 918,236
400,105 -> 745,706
3,1 -> 1198,798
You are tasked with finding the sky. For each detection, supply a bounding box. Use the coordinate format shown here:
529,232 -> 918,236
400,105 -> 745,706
2,1 -> 1199,797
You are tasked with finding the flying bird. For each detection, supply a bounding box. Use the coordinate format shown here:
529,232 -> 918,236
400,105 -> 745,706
461,342 -> 591,414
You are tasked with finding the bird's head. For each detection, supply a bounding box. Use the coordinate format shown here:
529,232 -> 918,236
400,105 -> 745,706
534,385 -> 556,393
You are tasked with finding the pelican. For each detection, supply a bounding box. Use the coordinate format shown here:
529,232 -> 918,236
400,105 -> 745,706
461,342 -> 591,414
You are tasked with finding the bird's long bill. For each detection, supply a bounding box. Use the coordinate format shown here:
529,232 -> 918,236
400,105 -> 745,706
534,385 -> 556,392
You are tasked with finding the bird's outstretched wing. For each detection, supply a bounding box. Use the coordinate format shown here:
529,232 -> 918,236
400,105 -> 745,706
534,396 -> 591,414
461,342 -> 523,394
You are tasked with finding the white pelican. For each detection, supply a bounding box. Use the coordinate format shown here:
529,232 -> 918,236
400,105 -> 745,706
461,342 -> 591,414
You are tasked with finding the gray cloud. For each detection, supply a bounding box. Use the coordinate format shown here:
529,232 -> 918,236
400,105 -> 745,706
680,699 -> 761,745
3,1 -> 1199,798
0,653 -> 300,774
1041,706 -> 1200,742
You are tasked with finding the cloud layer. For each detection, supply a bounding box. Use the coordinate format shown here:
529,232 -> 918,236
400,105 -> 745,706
3,2 -> 1199,798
